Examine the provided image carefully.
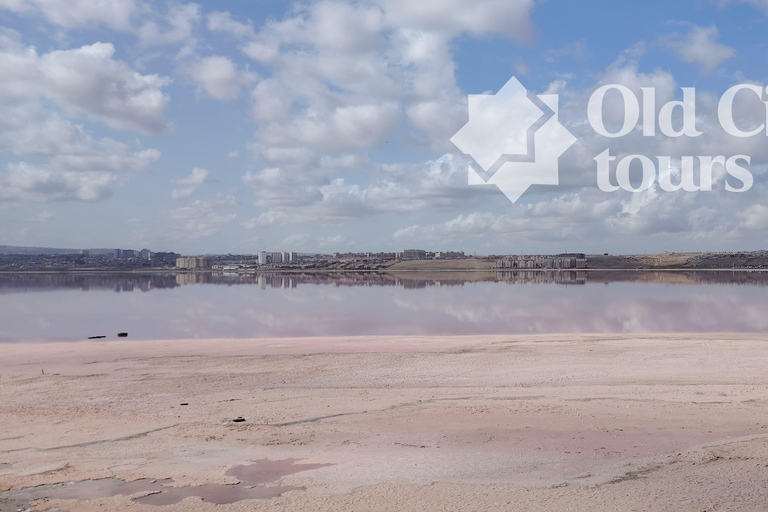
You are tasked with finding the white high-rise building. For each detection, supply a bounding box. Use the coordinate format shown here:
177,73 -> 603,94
258,251 -> 267,265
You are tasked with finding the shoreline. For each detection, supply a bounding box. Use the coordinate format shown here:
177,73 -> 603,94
3,333 -> 768,510
2,267 -> 768,274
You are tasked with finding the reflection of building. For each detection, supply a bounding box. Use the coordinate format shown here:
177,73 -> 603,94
176,256 -> 211,269
176,273 -> 209,285
497,254 -> 587,270
495,270 -> 587,285
402,249 -> 427,260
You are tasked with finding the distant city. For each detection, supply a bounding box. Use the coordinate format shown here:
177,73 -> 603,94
0,246 -> 588,272
1,245 -> 768,271
0,247 -> 476,272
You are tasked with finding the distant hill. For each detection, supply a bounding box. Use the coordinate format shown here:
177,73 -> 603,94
0,245 -> 115,255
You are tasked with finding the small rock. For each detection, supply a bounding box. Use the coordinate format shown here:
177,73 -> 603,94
117,332 -> 128,337
232,417 -> 246,423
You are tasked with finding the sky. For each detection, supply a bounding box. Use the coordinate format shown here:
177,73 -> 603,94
1,0 -> 768,255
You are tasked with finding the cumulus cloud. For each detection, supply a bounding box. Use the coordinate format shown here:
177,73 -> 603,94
0,138 -> 160,205
384,40 -> 768,250
31,210 -> 54,223
137,2 -> 201,46
662,25 -> 735,73
0,102 -> 92,157
186,55 -> 254,100
171,167 -> 210,199
207,10 -> 255,39
166,193 -> 238,237
0,35 -> 166,204
373,0 -> 535,40
713,0 -> 768,13
0,163 -> 120,203
0,40 -> 171,134
546,39 -> 588,62
241,153 -> 493,227
214,0 -> 535,165
278,233 -> 347,251
51,141 -> 161,173
0,0 -> 137,31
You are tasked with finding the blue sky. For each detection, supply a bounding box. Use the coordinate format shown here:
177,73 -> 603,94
1,0 -> 768,255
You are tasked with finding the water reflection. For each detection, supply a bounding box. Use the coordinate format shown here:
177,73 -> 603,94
1,270 -> 767,341
4,269 -> 768,293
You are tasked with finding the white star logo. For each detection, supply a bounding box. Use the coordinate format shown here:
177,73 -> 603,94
450,77 -> 577,203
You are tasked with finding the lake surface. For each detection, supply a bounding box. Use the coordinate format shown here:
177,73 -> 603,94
1,270 -> 768,342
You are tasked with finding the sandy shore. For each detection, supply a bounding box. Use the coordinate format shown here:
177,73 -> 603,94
2,334 -> 768,511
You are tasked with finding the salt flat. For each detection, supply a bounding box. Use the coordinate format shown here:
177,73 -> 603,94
2,334 -> 768,511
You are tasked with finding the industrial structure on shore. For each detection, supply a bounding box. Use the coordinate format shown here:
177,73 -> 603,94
175,256 -> 212,269
496,253 -> 587,270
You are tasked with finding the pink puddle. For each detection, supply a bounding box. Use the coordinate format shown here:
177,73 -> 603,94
0,459 -> 332,509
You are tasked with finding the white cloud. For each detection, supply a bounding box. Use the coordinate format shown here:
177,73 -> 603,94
739,204 -> 768,229
281,233 -> 311,248
51,141 -> 160,173
714,0 -> 768,13
186,55 -> 253,100
0,35 -> 166,204
32,210 -> 54,222
171,167 -> 209,199
0,0 -> 137,31
242,153 -> 491,224
0,40 -> 171,134
374,0 -> 535,39
0,102 -> 92,156
241,211 -> 292,230
546,39 -> 588,62
0,139 -> 160,204
174,167 -> 209,186
662,25 -> 735,73
514,58 -> 530,77
277,233 -> 347,251
207,10 -> 255,39
0,163 -> 119,203
166,193 -> 238,237
231,0 -> 534,165
137,2 -> 201,46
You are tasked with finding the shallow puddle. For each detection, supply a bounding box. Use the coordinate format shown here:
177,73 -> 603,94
0,459 -> 332,510
227,458 -> 332,485
134,482 -> 300,505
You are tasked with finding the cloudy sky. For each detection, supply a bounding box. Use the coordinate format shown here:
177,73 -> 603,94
1,0 -> 768,255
